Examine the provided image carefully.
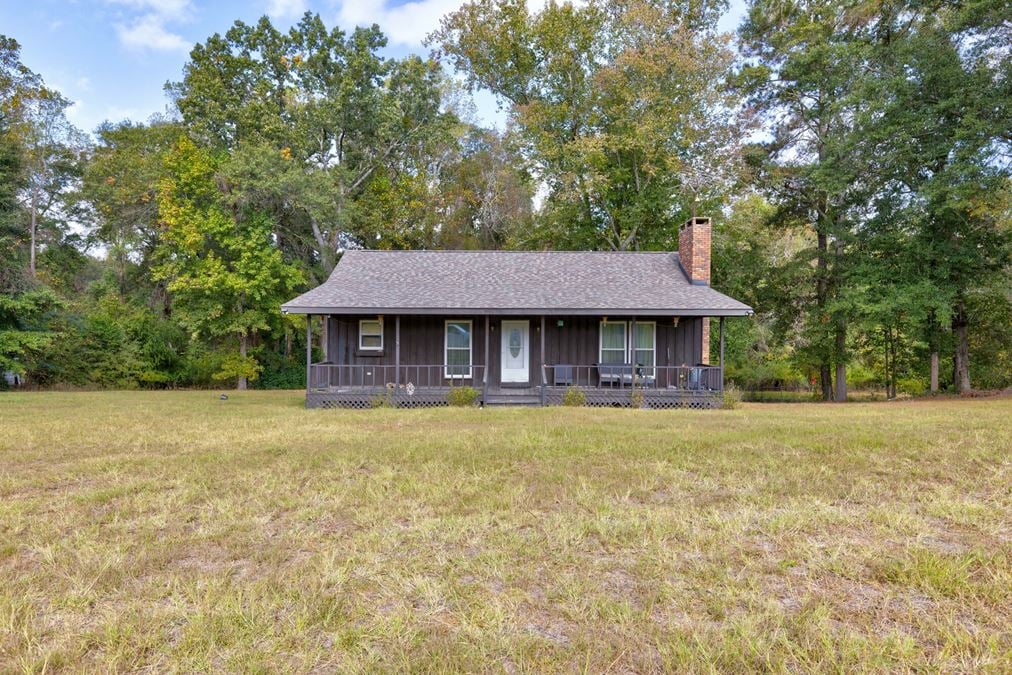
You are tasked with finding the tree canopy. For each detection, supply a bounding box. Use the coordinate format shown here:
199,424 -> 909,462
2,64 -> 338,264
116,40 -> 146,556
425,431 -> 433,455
0,2 -> 1008,393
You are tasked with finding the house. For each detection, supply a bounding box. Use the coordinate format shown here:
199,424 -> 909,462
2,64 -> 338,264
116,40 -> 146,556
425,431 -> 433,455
282,217 -> 752,408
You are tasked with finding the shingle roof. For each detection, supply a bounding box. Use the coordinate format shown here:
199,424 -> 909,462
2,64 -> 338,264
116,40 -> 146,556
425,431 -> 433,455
281,250 -> 753,316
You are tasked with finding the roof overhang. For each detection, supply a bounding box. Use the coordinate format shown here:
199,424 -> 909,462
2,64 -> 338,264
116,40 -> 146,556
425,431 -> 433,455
281,306 -> 754,317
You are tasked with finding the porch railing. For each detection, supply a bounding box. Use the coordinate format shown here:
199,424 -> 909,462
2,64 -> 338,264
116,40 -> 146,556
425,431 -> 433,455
309,363 -> 486,391
540,364 -> 723,392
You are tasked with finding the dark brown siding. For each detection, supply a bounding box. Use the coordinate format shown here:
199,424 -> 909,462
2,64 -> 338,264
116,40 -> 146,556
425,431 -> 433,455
322,313 -> 704,387
326,315 -> 488,367
542,316 -> 703,367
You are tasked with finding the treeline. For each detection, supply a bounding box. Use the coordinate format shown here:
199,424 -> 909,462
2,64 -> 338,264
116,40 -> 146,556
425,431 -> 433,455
1,0 -> 1009,396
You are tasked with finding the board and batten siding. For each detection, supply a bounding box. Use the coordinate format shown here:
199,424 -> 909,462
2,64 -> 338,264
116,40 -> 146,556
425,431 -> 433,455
323,314 -> 706,388
541,316 -> 704,369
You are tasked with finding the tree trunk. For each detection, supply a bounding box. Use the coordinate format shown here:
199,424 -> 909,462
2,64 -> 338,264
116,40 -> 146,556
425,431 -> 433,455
29,189 -> 38,277
889,328 -> 898,399
927,312 -> 939,393
238,333 -> 248,391
882,329 -> 890,398
820,364 -> 833,401
833,239 -> 846,402
835,323 -> 847,402
816,229 -> 833,400
953,302 -> 971,393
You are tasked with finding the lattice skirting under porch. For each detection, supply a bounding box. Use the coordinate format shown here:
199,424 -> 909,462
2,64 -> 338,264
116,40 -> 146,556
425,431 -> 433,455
307,388 -> 452,409
542,388 -> 722,409
307,387 -> 723,409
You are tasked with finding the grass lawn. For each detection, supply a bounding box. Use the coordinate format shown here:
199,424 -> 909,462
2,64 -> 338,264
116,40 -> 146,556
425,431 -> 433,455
1,392 -> 1010,671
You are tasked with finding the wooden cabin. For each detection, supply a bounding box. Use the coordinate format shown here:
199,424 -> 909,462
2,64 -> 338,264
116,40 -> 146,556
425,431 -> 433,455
282,217 -> 752,408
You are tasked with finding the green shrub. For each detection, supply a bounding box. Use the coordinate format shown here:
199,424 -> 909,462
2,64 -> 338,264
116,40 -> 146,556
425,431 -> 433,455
562,386 -> 586,407
371,388 -> 395,408
447,386 -> 479,407
629,389 -> 645,409
255,349 -> 305,389
722,384 -> 742,409
897,377 -> 927,396
741,390 -> 817,403
213,352 -> 262,385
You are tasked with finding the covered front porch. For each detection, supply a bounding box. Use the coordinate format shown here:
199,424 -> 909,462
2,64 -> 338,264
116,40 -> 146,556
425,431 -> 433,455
301,314 -> 729,409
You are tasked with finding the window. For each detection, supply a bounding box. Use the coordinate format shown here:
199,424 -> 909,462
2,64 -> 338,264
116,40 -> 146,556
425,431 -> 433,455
359,318 -> 384,351
633,322 -> 656,375
445,320 -> 472,378
599,321 -> 656,373
599,321 -> 627,365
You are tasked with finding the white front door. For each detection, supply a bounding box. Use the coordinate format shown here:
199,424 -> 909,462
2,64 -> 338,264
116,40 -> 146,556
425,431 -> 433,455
500,320 -> 530,383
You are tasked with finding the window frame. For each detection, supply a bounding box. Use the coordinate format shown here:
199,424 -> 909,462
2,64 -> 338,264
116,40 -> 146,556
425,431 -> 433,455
599,320 -> 628,365
358,318 -> 384,352
444,319 -> 473,379
598,320 -> 656,374
632,321 -> 657,376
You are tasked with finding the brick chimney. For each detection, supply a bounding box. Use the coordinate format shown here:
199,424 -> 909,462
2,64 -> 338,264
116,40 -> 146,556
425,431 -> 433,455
679,217 -> 712,363
678,216 -> 711,286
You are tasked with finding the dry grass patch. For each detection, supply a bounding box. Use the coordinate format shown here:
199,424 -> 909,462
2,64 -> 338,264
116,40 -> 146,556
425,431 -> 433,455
0,392 -> 1010,671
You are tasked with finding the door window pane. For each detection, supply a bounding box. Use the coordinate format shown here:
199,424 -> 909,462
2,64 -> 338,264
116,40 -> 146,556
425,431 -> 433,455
509,327 -> 522,358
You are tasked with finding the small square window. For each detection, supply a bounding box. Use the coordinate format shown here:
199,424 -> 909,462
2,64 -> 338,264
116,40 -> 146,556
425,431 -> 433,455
359,319 -> 384,351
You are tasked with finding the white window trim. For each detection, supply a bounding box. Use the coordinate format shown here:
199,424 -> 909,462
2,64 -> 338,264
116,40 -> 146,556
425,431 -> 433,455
444,319 -> 473,379
598,320 -> 656,373
358,318 -> 384,351
599,320 -> 628,365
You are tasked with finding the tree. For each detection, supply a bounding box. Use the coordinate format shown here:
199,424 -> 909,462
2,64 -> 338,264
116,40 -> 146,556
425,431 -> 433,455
738,0 -> 881,401
850,3 -> 1011,393
0,36 -> 89,282
153,137 -> 303,390
429,0 -> 740,251
0,285 -> 62,380
81,119 -> 181,297
168,14 -> 453,275
429,125 -> 533,249
15,92 -> 87,278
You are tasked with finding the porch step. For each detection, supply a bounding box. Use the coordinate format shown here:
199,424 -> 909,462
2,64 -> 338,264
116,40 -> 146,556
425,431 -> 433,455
483,394 -> 543,407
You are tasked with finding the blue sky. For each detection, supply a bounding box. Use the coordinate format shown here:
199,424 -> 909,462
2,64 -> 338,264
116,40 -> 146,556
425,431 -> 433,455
1,0 -> 747,136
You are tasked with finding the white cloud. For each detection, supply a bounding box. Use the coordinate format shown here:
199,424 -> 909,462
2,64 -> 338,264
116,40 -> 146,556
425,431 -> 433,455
332,0 -> 564,48
268,0 -> 308,20
106,0 -> 192,21
334,0 -> 465,47
116,14 -> 191,52
107,0 -> 192,53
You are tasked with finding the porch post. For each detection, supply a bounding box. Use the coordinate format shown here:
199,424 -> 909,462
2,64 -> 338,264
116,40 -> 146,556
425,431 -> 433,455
483,315 -> 490,403
540,315 -> 546,405
305,314 -> 312,396
719,316 -> 725,394
395,315 -> 401,388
